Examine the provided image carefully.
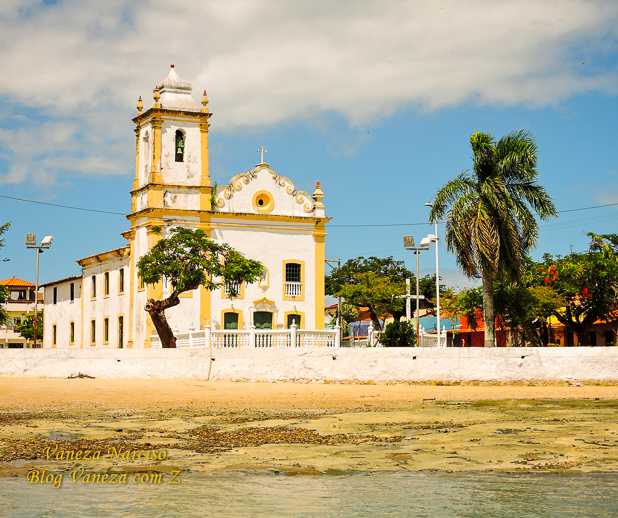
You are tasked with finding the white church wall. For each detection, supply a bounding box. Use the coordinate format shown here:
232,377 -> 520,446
160,120 -> 201,186
82,258 -> 130,349
138,124 -> 152,189
162,189 -> 199,211
43,278 -> 82,348
210,221 -> 317,329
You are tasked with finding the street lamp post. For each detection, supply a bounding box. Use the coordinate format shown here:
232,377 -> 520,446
26,234 -> 53,348
424,202 -> 442,346
403,236 -> 429,343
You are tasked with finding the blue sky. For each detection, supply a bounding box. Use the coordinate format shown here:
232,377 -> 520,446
1,0 -> 617,290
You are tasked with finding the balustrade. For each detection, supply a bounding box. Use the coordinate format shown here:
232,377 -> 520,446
150,324 -> 340,349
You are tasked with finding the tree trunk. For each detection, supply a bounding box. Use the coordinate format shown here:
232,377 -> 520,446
145,294 -> 181,348
367,305 -> 383,331
554,309 -> 595,347
482,270 -> 495,347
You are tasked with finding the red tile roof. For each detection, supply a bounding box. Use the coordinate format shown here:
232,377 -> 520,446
0,277 -> 35,288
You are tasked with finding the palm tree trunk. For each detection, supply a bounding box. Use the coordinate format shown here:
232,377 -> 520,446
482,271 -> 495,347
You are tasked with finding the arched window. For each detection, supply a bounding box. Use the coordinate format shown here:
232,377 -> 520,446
175,130 -> 185,162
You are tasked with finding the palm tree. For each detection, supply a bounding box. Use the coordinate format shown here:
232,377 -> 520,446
429,130 -> 557,347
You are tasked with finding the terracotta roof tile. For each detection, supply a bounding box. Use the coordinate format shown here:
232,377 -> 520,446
0,277 -> 35,288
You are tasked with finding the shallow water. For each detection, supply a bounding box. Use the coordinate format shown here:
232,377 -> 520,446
1,471 -> 617,518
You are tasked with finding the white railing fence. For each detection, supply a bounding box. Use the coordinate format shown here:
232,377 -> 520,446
151,323 -> 341,349
417,325 -> 448,348
364,322 -> 447,348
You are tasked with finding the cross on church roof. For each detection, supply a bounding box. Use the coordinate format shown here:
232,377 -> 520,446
257,146 -> 267,164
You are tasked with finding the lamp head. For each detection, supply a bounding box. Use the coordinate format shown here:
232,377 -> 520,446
420,237 -> 432,248
41,236 -> 54,248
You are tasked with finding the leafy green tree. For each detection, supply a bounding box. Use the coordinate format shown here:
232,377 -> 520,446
16,312 -> 43,341
137,227 -> 263,348
326,256 -> 412,328
380,320 -> 416,347
336,272 -> 406,330
0,285 -> 9,327
429,130 -> 557,347
451,281 -> 565,346
522,233 -> 618,346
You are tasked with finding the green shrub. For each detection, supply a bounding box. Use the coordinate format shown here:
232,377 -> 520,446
379,320 -> 416,347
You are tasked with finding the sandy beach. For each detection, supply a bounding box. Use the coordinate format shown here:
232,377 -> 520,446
1,377 -> 618,477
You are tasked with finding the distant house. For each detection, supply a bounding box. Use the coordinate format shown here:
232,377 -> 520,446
0,277 -> 41,348
453,312 -> 618,347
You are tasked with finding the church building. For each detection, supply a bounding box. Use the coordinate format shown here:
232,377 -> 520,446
42,66 -> 329,349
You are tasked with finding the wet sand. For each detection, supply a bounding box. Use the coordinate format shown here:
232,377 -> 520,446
1,377 -> 618,476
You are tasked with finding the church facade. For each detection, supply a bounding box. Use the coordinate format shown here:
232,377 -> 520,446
42,66 -> 328,349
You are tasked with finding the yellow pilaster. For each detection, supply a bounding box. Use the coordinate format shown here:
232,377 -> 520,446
147,184 -> 164,209
144,224 -> 163,348
79,276 -> 85,348
199,120 -> 212,210
199,222 -> 213,328
149,117 -> 163,184
313,223 -> 327,329
126,229 -> 136,348
132,127 -> 140,195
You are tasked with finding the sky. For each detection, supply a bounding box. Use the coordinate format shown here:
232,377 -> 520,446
0,0 -> 617,291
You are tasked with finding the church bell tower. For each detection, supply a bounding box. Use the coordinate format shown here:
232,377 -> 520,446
126,65 -> 213,348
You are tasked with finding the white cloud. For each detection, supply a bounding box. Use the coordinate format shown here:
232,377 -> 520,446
0,0 -> 617,185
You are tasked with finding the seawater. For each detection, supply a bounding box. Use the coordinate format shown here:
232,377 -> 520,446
1,472 -> 617,518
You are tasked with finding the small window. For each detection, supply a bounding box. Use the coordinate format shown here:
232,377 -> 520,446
175,130 -> 185,162
91,275 -> 96,299
104,318 -> 109,343
52,325 -> 57,346
118,316 -> 124,348
91,320 -> 96,345
70,283 -> 75,302
119,269 -> 125,293
224,280 -> 242,297
224,313 -> 239,330
70,322 -> 75,344
53,287 -> 57,305
285,263 -> 301,283
104,272 -> 110,296
259,268 -> 269,287
13,317 -> 21,326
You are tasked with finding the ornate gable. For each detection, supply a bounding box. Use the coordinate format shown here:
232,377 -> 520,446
213,164 -> 317,217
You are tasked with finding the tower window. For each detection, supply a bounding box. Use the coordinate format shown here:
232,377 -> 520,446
175,130 -> 185,162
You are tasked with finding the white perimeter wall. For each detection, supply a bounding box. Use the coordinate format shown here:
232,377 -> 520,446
1,348 -> 617,383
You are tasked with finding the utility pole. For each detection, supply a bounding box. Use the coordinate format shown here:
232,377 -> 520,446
26,234 -> 54,348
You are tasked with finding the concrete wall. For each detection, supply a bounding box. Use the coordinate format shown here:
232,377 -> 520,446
1,347 -> 617,383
